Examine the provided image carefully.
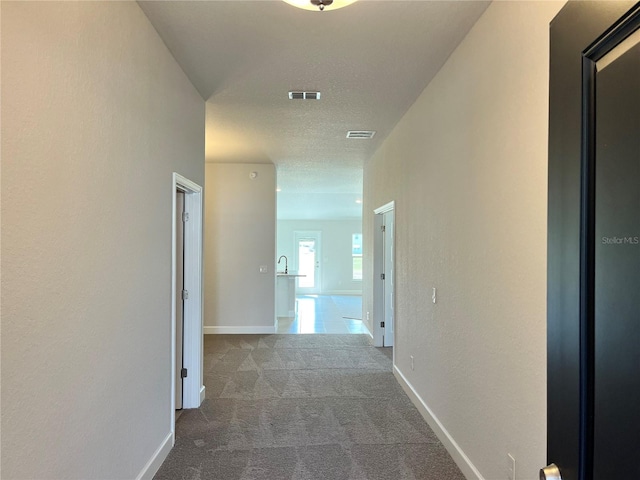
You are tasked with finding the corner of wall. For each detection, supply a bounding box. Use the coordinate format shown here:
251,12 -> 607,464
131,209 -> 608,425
204,163 -> 276,331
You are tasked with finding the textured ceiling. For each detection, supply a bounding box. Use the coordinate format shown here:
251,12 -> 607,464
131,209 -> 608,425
139,0 -> 490,219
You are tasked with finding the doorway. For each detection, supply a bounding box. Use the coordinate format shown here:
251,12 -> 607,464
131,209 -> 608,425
171,173 -> 204,439
294,231 -> 322,294
546,3 -> 639,479
373,201 -> 395,349
175,190 -> 185,411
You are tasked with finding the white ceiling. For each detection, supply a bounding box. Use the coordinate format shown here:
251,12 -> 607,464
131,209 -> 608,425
138,0 -> 490,219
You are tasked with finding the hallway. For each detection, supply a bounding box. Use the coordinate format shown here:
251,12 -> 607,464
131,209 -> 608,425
277,295 -> 367,334
1,2 -> 568,477
155,334 -> 464,479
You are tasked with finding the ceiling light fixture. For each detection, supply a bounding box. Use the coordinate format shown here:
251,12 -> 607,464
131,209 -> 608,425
283,0 -> 357,12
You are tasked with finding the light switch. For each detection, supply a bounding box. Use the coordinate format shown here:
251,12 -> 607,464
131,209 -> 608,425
259,265 -> 268,273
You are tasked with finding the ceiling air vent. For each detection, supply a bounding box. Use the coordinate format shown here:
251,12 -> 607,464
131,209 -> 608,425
346,130 -> 376,139
288,91 -> 321,100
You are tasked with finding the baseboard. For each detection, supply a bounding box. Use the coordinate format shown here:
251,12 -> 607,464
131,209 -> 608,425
361,322 -> 373,339
393,366 -> 485,480
203,326 -> 276,335
135,432 -> 173,480
200,385 -> 206,404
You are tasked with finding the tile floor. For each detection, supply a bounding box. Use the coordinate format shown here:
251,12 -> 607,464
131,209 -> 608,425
276,295 -> 367,334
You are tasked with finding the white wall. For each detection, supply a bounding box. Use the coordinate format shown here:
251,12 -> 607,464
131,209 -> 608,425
363,2 -> 564,479
1,2 -> 204,479
204,163 -> 276,333
277,219 -> 362,295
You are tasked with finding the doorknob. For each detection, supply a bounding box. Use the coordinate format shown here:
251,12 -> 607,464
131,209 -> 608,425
539,463 -> 562,480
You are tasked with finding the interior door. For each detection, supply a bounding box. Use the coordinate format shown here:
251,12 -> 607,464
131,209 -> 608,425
547,3 -> 639,479
383,211 -> 394,347
294,231 -> 321,294
593,27 -> 640,479
175,190 -> 185,411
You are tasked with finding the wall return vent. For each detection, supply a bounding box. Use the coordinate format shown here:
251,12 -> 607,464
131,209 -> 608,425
288,91 -> 321,100
346,130 -> 376,139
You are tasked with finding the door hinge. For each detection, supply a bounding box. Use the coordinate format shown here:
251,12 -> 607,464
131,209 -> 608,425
181,368 -> 188,379
380,321 -> 385,328
380,273 -> 385,280
182,289 -> 189,300
182,212 -> 189,222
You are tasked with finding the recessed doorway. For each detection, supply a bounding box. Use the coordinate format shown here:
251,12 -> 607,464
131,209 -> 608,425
171,173 -> 204,440
373,201 -> 395,348
276,219 -> 365,336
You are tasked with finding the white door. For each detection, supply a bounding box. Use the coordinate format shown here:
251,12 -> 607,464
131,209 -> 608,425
175,190 -> 185,410
171,173 -> 204,418
373,202 -> 395,348
383,211 -> 394,346
294,231 -> 322,294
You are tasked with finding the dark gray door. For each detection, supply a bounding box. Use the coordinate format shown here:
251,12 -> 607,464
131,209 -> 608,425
593,28 -> 640,479
548,3 -> 640,480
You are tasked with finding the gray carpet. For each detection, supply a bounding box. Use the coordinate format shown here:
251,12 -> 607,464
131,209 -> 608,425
154,335 -> 465,480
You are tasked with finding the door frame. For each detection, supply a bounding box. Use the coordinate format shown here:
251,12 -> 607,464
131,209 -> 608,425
547,3 -> 639,478
170,173 -> 204,440
373,201 -> 395,349
293,230 -> 322,294
175,190 -> 185,410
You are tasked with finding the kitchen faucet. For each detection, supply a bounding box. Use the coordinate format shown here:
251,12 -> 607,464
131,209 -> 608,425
277,255 -> 288,274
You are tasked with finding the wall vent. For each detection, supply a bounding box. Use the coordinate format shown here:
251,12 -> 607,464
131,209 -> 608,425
288,91 -> 321,100
346,130 -> 376,139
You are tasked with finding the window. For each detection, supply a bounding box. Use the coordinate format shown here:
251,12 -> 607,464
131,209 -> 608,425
352,233 -> 362,280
